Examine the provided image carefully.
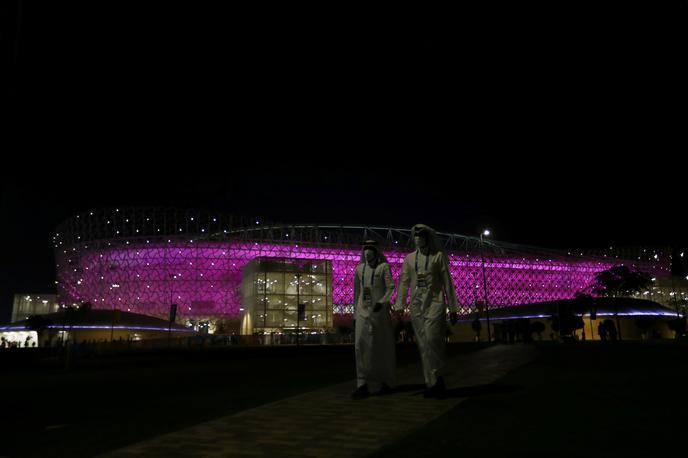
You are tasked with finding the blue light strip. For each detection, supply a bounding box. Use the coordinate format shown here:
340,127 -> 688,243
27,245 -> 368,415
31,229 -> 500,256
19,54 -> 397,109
0,325 -> 195,332
457,311 -> 678,322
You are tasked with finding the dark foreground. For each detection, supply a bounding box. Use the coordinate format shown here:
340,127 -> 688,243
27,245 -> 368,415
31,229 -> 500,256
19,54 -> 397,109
372,342 -> 687,458
1,342 -> 686,457
0,343 -> 482,457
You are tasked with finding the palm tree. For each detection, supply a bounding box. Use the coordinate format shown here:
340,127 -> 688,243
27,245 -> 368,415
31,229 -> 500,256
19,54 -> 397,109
634,317 -> 653,340
471,317 -> 482,341
589,265 -> 652,340
25,315 -> 52,346
530,321 -> 545,340
668,317 -> 686,340
64,302 -> 92,369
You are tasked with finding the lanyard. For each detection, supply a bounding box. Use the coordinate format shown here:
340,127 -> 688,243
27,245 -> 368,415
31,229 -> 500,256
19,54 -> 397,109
362,263 -> 375,287
414,250 -> 430,273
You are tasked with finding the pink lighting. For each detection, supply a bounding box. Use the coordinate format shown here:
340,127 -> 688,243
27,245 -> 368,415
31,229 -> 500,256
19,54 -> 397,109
54,209 -> 670,324
58,241 -> 629,321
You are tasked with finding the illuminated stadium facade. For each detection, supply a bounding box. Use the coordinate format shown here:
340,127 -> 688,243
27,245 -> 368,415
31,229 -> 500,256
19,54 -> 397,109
53,208 -> 672,331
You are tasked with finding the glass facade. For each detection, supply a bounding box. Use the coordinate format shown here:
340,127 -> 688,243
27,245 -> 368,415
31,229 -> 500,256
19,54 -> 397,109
241,257 -> 332,334
11,294 -> 60,323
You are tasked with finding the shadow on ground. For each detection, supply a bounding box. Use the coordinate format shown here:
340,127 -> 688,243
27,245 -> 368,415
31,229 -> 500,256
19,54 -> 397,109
393,383 -> 522,398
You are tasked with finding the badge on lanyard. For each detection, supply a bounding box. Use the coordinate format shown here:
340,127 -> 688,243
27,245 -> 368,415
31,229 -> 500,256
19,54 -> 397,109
417,272 -> 428,288
415,251 -> 430,289
363,287 -> 373,307
361,264 -> 375,308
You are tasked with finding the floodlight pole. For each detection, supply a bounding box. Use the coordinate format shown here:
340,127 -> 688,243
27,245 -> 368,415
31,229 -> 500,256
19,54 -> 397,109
296,273 -> 301,347
480,233 -> 492,342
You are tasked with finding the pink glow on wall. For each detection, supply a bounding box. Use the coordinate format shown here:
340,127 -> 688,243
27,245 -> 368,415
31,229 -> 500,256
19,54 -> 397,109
56,241 -> 626,321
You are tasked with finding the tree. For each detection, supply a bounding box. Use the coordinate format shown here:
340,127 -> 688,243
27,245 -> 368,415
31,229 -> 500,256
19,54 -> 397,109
471,317 -> 482,341
63,302 -> 92,369
25,315 -> 53,347
603,319 -> 618,341
668,317 -> 686,340
25,315 -> 51,332
531,321 -> 545,340
550,313 -> 585,340
634,317 -> 653,340
589,266 -> 653,340
573,292 -> 594,314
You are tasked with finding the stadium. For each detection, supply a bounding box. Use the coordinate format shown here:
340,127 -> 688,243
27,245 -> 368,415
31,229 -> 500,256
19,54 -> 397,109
52,207 -> 675,337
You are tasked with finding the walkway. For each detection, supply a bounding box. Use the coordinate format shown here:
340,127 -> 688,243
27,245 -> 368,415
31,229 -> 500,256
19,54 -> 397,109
100,345 -> 536,457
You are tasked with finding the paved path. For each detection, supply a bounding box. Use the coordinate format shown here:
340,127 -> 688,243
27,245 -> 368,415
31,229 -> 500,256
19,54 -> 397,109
100,345 -> 536,458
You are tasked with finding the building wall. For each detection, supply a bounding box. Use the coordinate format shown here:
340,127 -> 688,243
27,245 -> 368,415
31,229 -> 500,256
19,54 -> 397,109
448,316 -> 677,342
56,241 -> 636,325
11,294 -> 60,323
37,327 -> 193,346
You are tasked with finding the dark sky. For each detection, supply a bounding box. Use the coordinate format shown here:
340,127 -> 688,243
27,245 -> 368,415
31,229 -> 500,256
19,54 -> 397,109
2,2 -> 685,321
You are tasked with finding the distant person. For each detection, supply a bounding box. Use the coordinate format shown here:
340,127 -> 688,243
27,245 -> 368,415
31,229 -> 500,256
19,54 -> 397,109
581,329 -> 586,341
351,240 -> 396,399
395,224 -> 458,399
598,321 -> 607,342
606,320 -> 618,341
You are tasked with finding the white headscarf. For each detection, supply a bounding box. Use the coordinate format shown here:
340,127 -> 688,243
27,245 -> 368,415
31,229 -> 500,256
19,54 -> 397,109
358,241 -> 389,266
411,224 -> 442,255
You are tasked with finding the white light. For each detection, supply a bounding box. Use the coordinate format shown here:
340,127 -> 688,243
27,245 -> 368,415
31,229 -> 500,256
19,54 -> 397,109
483,229 -> 491,236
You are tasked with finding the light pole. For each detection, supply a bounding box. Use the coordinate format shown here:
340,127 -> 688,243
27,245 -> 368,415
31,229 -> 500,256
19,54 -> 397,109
479,230 -> 492,342
295,273 -> 301,347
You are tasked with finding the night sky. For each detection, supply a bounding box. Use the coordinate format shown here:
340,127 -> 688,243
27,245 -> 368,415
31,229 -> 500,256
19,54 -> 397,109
2,2 -> 685,322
